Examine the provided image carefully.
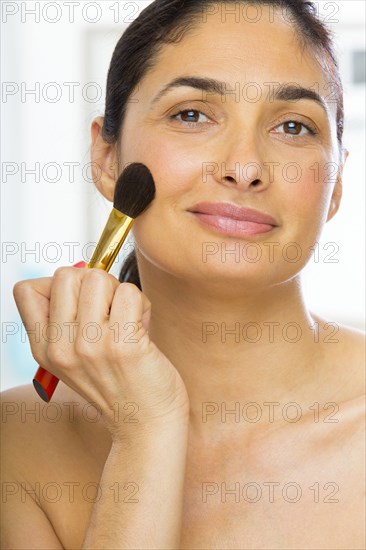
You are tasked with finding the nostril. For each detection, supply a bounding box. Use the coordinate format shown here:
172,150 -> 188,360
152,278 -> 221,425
251,179 -> 261,186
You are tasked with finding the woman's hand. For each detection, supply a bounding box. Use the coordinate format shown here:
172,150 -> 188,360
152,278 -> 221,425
13,267 -> 190,442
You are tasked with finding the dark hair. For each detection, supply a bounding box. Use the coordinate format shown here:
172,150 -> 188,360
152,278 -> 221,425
101,0 -> 345,290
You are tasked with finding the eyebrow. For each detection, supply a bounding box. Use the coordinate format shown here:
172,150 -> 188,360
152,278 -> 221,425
150,76 -> 329,114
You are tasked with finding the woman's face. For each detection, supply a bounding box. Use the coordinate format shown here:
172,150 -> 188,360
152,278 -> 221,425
116,5 -> 345,289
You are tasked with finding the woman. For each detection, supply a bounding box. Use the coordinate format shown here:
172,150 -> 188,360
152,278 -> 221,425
2,0 -> 365,548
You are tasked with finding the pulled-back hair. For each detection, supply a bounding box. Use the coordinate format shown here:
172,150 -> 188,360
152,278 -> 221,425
101,0 -> 344,290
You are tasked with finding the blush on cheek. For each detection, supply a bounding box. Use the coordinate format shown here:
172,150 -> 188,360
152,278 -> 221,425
137,128 -> 208,193
288,158 -> 334,213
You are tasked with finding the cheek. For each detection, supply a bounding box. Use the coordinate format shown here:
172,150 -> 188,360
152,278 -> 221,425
125,147 -> 201,276
281,159 -> 335,242
131,208 -> 197,281
120,126 -> 211,272
121,122 -> 203,194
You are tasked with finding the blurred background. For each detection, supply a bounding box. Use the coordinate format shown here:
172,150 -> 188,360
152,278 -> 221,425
1,1 -> 365,390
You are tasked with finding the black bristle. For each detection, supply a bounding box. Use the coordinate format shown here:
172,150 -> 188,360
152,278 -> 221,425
113,162 -> 156,218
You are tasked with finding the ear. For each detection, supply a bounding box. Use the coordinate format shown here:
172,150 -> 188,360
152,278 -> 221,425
90,116 -> 118,202
326,148 -> 349,222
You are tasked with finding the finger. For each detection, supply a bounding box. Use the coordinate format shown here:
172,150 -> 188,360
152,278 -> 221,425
48,266 -> 85,328
75,269 -> 120,332
13,277 -> 52,319
13,277 -> 53,366
109,282 -> 151,349
45,266 -> 88,369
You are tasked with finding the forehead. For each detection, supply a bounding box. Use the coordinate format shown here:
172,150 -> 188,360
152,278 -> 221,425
140,5 -> 329,96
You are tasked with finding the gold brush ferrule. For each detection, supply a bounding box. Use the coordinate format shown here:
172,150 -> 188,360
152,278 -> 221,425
88,208 -> 134,272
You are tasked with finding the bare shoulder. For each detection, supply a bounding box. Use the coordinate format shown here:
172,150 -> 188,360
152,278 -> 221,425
311,313 -> 365,400
336,319 -> 366,356
307,314 -> 365,466
1,382 -> 112,478
337,320 -> 365,398
1,382 -> 112,549
313,313 -> 365,356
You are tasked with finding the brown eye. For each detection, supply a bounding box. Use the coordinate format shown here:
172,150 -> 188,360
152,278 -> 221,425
284,121 -> 303,135
169,109 -> 211,125
180,110 -> 200,123
276,120 -> 316,137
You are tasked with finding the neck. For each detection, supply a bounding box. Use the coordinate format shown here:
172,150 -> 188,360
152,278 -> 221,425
137,258 -> 328,442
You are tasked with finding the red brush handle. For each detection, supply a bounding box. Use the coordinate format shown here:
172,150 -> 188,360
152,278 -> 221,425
32,261 -> 86,402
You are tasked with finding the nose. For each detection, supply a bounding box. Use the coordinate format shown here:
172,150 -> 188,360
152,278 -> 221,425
209,131 -> 272,192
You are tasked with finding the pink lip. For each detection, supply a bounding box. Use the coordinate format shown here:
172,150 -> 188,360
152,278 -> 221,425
187,202 -> 278,237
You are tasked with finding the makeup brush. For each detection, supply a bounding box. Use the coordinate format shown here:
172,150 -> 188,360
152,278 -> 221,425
32,162 -> 156,402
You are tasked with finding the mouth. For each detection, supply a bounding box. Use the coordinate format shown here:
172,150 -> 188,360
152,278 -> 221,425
187,202 -> 278,238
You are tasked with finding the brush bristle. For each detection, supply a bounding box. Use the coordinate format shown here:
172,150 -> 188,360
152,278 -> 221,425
113,163 -> 156,218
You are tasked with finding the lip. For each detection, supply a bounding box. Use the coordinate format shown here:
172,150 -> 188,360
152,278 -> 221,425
187,201 -> 278,237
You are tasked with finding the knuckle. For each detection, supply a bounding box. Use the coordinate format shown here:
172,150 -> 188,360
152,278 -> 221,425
29,345 -> 45,367
84,269 -> 119,288
74,337 -> 94,360
53,266 -> 75,279
46,344 -> 69,370
13,279 -> 31,300
84,268 -> 109,285
85,267 -> 105,278
115,282 -> 140,302
120,281 -> 139,293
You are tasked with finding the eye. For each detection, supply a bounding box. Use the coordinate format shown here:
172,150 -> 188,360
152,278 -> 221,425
169,109 -> 212,126
168,109 -> 318,138
274,120 -> 317,138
